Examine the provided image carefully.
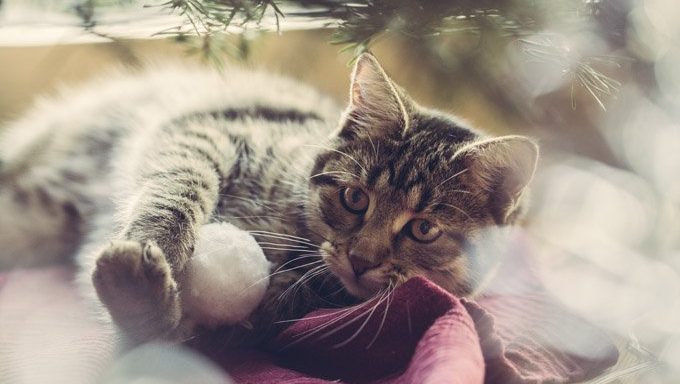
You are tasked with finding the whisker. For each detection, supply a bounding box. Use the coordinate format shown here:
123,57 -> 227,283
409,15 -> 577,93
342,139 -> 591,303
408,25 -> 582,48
278,266 -> 321,300
249,233 -> 320,249
258,247 -> 320,253
271,255 -> 323,274
284,303 -> 368,348
279,264 -> 328,302
366,133 -> 378,159
297,267 -> 327,289
294,267 -> 329,297
330,288 -> 393,348
327,284 -> 347,297
256,241 -> 314,250
366,285 -> 394,349
288,288 -> 388,348
290,293 -> 379,339
331,293 -> 386,349
239,259 -> 324,294
271,265 -> 326,316
248,230 -> 315,244
436,168 -> 469,189
438,203 -> 472,219
309,170 -> 360,180
230,215 -> 286,220
268,259 -> 324,280
276,309 -> 346,324
302,227 -> 331,243
276,300 -> 361,331
303,144 -> 367,174
316,273 -> 345,298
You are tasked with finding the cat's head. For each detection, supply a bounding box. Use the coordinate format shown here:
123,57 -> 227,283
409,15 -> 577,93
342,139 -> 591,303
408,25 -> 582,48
306,53 -> 538,299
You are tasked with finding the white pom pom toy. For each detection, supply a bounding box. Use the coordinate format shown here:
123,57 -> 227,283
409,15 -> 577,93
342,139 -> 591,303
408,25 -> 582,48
180,222 -> 272,327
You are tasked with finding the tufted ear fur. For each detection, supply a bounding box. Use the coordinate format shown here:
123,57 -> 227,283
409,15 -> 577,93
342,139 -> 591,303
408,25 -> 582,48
337,53 -> 411,139
454,135 -> 539,224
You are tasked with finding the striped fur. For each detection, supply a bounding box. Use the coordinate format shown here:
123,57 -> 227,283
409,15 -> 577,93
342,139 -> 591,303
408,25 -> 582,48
0,54 -> 537,344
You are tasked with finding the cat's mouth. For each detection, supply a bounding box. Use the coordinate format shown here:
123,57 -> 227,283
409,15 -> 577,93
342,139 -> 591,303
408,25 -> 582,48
320,241 -> 386,299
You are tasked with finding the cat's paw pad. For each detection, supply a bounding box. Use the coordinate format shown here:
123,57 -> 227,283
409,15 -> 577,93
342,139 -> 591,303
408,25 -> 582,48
92,240 -> 181,341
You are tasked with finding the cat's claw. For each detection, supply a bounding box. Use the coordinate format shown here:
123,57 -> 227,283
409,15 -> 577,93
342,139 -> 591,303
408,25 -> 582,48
92,240 -> 181,342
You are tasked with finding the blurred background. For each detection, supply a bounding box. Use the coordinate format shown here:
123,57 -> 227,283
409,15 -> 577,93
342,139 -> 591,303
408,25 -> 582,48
1,0 -> 679,382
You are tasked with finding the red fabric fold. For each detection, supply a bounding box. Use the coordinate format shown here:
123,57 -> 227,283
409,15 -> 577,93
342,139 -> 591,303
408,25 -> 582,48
212,234 -> 618,383
269,277 -> 483,384
206,271 -> 617,384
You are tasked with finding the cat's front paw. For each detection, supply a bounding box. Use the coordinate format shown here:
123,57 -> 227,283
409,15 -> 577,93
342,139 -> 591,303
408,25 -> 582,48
92,240 -> 181,342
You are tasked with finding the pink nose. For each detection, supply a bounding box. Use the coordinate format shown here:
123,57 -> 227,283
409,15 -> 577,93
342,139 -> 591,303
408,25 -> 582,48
349,251 -> 381,277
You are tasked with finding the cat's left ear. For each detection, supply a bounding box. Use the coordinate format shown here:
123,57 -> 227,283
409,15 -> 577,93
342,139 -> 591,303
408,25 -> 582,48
454,135 -> 539,224
338,53 -> 411,139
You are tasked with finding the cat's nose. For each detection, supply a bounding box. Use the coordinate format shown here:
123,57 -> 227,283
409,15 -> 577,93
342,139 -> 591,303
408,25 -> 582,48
348,251 -> 381,277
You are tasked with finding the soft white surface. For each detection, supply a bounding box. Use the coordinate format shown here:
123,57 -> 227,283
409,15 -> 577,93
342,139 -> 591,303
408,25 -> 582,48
181,222 -> 271,327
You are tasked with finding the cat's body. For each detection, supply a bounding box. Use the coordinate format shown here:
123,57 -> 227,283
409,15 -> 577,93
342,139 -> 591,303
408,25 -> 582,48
0,54 -> 538,344
0,65 -> 347,339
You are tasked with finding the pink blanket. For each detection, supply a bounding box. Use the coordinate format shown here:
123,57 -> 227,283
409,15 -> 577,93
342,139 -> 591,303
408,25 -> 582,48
194,236 -> 618,383
0,235 -> 618,383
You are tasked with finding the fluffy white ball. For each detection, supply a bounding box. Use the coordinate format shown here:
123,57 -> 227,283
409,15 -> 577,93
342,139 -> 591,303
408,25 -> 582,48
181,222 -> 271,327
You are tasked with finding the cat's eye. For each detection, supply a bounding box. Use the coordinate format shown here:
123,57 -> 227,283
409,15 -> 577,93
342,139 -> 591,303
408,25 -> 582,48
407,219 -> 442,243
340,187 -> 369,214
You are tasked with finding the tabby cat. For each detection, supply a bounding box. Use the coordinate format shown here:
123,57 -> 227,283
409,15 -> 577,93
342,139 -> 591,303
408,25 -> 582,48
0,53 -> 538,343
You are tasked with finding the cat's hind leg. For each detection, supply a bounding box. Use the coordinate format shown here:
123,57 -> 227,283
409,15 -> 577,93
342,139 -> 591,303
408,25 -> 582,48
0,169 -> 83,269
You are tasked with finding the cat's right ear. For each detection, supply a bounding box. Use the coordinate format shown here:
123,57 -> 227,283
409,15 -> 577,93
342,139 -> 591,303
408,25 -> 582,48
336,53 -> 411,140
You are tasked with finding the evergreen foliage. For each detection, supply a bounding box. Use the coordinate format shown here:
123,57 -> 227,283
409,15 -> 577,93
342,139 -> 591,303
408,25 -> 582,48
65,0 -> 626,109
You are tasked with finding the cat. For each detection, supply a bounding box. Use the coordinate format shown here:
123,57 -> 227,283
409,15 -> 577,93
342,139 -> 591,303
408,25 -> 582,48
0,53 -> 538,343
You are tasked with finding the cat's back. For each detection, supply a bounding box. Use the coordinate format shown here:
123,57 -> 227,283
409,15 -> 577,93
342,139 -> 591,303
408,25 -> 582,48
0,64 -> 341,175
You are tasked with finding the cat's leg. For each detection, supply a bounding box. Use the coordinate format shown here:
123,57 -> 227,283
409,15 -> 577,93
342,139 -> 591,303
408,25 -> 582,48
0,167 -> 84,269
92,124 -> 227,342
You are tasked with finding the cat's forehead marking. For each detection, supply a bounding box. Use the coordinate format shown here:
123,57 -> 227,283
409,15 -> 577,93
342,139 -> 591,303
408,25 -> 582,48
372,169 -> 390,190
391,211 -> 414,234
405,185 -> 422,210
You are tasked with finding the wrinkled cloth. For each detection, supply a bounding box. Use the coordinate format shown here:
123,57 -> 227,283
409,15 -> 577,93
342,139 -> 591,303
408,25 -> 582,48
198,237 -> 619,384
0,236 -> 618,383
202,279 -> 617,384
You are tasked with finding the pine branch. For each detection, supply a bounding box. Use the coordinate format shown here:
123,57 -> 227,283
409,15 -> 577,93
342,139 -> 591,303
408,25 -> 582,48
70,0 -> 624,109
518,36 -> 622,111
151,0 -> 283,35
